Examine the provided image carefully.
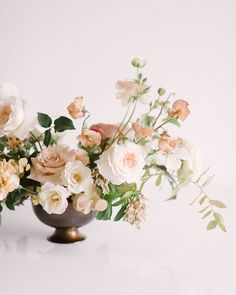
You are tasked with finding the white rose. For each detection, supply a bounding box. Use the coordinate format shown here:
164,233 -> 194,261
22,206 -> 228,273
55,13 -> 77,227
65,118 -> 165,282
63,160 -> 93,194
96,142 -> 146,185
0,83 -> 29,139
0,160 -> 20,201
38,182 -> 69,214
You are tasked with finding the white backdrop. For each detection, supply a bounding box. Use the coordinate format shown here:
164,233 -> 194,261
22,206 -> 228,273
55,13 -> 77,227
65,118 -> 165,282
0,1 -> 236,294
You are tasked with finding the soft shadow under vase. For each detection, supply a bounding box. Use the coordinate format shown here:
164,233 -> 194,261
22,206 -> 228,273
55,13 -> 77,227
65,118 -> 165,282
32,202 -> 94,243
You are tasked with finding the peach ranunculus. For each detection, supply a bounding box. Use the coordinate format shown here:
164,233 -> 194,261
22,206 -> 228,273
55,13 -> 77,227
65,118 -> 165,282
78,129 -> 101,148
67,96 -> 85,119
28,146 -> 75,184
132,121 -> 153,140
116,80 -> 149,106
158,135 -> 183,153
90,123 -> 119,140
75,148 -> 90,166
170,99 -> 190,121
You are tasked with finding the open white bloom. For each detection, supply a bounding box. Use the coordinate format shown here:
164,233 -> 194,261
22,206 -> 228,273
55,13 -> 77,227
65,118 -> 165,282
0,83 -> 35,140
63,160 -> 93,194
0,160 -> 20,201
96,142 -> 146,185
38,182 -> 69,214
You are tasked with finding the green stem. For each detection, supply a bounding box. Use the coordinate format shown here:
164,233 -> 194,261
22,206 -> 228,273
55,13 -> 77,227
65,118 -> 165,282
153,93 -> 175,127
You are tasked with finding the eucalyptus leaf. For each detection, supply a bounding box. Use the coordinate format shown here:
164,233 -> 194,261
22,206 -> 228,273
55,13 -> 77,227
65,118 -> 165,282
218,222 -> 227,232
209,200 -> 226,208
207,220 -> 217,230
202,210 -> 212,219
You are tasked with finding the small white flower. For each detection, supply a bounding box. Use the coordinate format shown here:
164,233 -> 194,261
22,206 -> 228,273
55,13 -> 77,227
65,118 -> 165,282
96,142 -> 146,185
63,160 -> 93,194
131,56 -> 147,68
38,182 -> 69,214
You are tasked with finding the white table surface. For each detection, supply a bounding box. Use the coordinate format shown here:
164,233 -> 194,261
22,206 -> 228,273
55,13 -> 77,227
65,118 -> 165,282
0,185 -> 235,295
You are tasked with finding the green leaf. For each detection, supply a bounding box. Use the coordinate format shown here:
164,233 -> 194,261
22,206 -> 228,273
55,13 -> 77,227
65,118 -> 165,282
0,141 -> 5,152
207,220 -> 217,230
155,174 -> 162,186
114,204 -> 128,221
0,203 -> 3,213
116,182 -> 137,193
198,206 -> 209,213
141,114 -> 155,127
112,191 -> 132,206
218,222 -> 227,232
5,197 -> 15,210
202,210 -> 212,219
54,116 -> 75,132
43,129 -> 52,147
96,203 -> 112,220
209,200 -> 226,208
165,117 -> 181,127
213,212 -> 223,222
103,192 -> 124,201
37,113 -> 52,128
202,175 -> 214,188
199,195 -> 206,205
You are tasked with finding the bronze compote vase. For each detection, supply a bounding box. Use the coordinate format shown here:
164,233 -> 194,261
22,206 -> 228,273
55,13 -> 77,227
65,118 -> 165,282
32,200 -> 94,243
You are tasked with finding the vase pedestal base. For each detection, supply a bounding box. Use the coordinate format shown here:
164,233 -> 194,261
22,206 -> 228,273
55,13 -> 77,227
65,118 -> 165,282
47,227 -> 86,243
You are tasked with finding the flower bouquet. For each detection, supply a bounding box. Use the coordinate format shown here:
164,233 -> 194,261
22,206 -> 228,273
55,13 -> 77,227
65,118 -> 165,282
0,57 -> 226,242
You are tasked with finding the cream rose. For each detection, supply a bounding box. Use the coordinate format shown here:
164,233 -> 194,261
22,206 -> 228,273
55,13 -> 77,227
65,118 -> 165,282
78,129 -> 101,148
63,160 -> 93,194
0,160 -> 20,201
28,146 -> 75,184
38,182 -> 69,214
96,142 -> 146,185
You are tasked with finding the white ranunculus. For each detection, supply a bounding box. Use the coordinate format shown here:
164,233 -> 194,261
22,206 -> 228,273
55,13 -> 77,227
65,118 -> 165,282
38,182 -> 69,214
63,160 -> 93,194
96,142 -> 146,185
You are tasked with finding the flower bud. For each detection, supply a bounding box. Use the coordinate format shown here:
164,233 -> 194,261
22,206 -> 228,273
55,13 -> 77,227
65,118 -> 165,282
131,57 -> 147,68
158,88 -> 166,96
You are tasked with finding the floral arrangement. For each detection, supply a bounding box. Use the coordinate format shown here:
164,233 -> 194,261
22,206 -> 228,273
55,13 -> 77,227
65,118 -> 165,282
0,57 -> 226,231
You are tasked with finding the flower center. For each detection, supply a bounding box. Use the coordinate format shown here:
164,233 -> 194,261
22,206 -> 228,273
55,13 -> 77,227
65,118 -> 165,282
51,193 -> 61,203
123,153 -> 137,168
73,173 -> 81,183
0,104 -> 12,125
0,176 -> 8,189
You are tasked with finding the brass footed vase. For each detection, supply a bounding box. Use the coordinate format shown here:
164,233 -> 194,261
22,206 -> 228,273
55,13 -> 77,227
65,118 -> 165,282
32,201 -> 94,243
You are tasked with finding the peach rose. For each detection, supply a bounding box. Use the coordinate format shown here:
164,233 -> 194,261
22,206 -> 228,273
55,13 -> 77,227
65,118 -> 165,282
132,121 -> 153,140
75,148 -> 90,165
170,99 -> 190,121
90,123 -> 119,140
78,129 -> 101,148
28,146 -> 75,184
67,96 -> 85,119
158,135 -> 183,153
